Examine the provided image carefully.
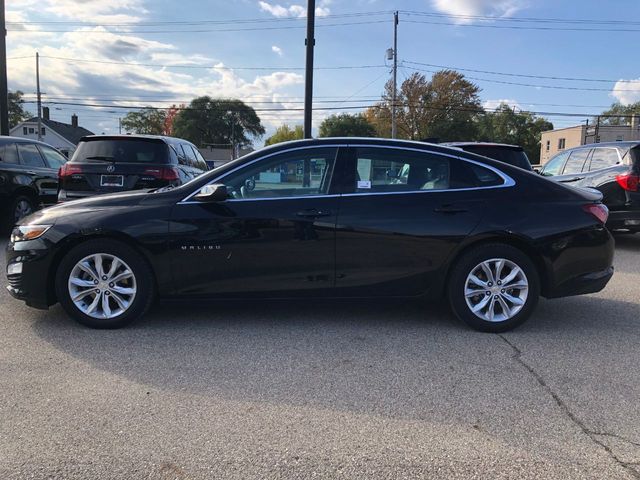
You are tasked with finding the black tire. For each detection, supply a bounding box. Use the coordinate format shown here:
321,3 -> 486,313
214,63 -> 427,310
55,239 -> 155,329
448,243 -> 540,333
11,194 -> 37,224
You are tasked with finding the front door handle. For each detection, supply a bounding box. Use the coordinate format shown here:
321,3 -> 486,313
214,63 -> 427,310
434,205 -> 468,214
296,209 -> 331,218
561,176 -> 585,182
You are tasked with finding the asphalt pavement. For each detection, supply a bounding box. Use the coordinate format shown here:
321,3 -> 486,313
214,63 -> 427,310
1,235 -> 639,479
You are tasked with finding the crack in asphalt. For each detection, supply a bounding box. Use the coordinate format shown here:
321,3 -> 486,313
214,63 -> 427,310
498,334 -> 640,479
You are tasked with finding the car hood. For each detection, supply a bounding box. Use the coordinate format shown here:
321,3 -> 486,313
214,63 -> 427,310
19,190 -> 153,226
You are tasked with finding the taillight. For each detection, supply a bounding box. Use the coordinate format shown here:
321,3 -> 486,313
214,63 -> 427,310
583,203 -> 609,224
616,173 -> 639,192
143,167 -> 179,181
58,164 -> 83,177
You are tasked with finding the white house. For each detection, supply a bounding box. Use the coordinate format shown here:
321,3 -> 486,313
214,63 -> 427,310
10,107 -> 94,157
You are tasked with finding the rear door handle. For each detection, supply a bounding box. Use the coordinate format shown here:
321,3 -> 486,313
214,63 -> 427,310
560,176 -> 585,182
26,171 -> 37,175
296,209 -> 331,218
434,205 -> 468,214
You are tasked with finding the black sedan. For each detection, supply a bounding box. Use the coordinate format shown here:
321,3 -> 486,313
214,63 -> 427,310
6,138 -> 614,332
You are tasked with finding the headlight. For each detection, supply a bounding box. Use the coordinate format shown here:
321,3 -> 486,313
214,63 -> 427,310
10,225 -> 52,243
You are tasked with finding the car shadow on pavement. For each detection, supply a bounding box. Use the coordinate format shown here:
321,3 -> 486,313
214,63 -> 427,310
30,293 -> 639,421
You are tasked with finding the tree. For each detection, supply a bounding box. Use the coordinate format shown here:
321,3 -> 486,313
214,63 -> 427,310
318,113 -> 376,137
476,103 -> 553,164
8,90 -> 31,127
597,102 -> 640,126
163,104 -> 182,136
265,124 -> 304,145
172,97 -> 265,147
121,107 -> 167,135
365,70 -> 483,141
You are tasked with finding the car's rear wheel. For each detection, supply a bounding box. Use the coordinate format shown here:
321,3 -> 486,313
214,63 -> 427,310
448,244 -> 540,332
55,239 -> 155,328
12,195 -> 36,223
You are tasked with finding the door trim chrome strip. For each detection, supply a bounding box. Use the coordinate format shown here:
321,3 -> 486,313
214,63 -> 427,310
178,143 -> 516,204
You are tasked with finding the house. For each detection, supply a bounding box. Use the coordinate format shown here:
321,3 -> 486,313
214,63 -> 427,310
197,145 -> 254,169
540,115 -> 640,164
9,107 -> 94,157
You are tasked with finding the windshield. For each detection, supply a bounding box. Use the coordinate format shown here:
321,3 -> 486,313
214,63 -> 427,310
71,139 -> 169,164
461,146 -> 532,170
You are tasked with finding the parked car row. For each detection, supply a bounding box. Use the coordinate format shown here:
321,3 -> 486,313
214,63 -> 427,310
7,138 -> 614,333
1,135 -> 210,225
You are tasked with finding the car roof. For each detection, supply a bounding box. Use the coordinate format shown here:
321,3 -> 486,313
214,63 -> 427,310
441,142 -> 524,150
564,141 -> 640,150
0,135 -> 62,148
78,134 -> 193,144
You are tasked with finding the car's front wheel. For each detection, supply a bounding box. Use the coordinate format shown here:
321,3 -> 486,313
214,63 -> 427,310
448,244 -> 540,332
55,239 -> 155,328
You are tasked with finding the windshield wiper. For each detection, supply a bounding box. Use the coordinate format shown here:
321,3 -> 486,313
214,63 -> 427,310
153,185 -> 176,193
84,156 -> 116,162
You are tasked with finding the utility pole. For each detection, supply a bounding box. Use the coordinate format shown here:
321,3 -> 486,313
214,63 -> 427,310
391,11 -> 399,139
36,52 -> 42,141
118,117 -> 122,134
303,0 -> 315,139
0,0 -> 9,135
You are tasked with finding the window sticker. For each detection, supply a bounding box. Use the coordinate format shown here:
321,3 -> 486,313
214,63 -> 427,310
357,180 -> 372,189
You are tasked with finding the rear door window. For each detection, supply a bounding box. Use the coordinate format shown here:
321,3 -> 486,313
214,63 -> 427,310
72,139 -> 168,164
588,148 -> 620,171
562,149 -> 591,174
181,144 -> 198,168
17,143 -> 46,167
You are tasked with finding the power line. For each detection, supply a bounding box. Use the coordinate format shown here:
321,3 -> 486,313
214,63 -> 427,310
406,66 -> 640,92
402,19 -> 640,33
404,60 -> 638,84
36,55 -> 386,71
6,19 -> 388,34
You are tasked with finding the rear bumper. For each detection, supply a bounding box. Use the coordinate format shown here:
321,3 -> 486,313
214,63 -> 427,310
607,209 -> 640,231
545,266 -> 614,299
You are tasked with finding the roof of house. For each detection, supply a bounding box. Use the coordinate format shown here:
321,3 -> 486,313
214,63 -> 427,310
23,117 -> 94,145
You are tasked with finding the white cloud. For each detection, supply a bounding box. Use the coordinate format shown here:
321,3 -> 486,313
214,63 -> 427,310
272,45 -> 284,56
611,79 -> 640,105
483,98 -> 522,111
258,0 -> 331,18
430,0 -> 525,23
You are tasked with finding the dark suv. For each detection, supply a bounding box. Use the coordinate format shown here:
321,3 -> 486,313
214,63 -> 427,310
540,141 -> 640,233
441,142 -> 533,171
58,135 -> 209,201
0,136 -> 68,224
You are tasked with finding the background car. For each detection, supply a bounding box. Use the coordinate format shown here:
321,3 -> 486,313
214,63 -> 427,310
539,141 -> 640,233
7,139 -> 613,333
0,136 -> 68,225
58,135 -> 209,202
441,142 -> 533,171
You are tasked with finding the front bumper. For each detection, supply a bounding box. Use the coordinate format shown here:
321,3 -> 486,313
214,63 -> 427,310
6,238 -> 56,310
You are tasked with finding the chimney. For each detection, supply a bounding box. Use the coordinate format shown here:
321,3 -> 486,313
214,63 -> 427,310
71,114 -> 78,128
42,106 -> 50,120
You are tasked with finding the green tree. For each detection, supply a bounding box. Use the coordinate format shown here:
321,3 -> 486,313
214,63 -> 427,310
366,70 -> 483,141
318,113 -> 376,138
172,97 -> 265,147
121,107 -> 167,135
265,124 -> 303,145
476,103 -> 553,164
8,90 -> 31,127
597,102 -> 640,126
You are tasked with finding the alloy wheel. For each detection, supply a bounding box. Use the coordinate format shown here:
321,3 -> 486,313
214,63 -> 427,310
464,258 -> 529,323
67,253 -> 137,320
14,199 -> 33,222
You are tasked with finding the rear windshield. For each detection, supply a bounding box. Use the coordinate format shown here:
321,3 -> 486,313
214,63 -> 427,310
71,139 -> 168,164
461,146 -> 532,170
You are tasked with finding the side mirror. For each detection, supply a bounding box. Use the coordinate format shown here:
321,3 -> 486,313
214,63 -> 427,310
194,184 -> 228,202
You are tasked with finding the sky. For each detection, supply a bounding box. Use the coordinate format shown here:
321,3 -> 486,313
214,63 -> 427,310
5,0 -> 640,145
